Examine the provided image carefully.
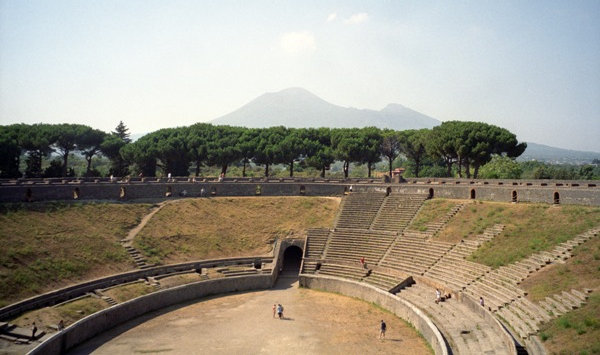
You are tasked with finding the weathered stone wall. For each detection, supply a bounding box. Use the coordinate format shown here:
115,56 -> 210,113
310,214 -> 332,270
1,177 -> 598,205
29,274 -> 273,355
299,274 -> 451,355
0,257 -> 273,321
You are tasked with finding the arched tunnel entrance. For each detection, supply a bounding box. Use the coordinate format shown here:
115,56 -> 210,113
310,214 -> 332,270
281,246 -> 303,276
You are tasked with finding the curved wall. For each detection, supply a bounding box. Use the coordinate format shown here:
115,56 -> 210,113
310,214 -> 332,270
0,257 -> 273,321
299,274 -> 450,355
29,274 -> 272,355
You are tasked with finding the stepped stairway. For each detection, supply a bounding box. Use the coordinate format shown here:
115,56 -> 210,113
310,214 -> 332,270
323,229 -> 396,266
302,228 -> 331,273
404,202 -> 466,239
468,226 -> 600,340
334,192 -> 386,230
371,193 -> 428,232
123,245 -> 154,269
422,225 -> 504,291
379,234 -> 453,276
93,289 -> 118,307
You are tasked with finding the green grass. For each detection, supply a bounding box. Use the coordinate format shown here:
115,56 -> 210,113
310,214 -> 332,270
434,201 -> 600,267
409,199 -> 461,232
0,202 -> 152,306
538,293 -> 600,355
104,282 -> 154,303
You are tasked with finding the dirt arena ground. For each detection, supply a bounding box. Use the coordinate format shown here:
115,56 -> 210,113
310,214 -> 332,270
69,276 -> 431,354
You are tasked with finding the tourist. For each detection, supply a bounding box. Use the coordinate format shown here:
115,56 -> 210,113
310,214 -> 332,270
57,320 -> 64,331
167,172 -> 172,182
479,297 -> 484,307
435,289 -> 441,304
200,187 -> 206,197
31,322 -> 37,340
272,304 -> 276,318
277,304 -> 283,319
360,256 -> 366,269
218,172 -> 225,182
379,320 -> 387,339
349,185 -> 353,192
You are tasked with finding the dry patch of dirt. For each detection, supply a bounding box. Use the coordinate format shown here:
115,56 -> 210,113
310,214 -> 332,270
72,280 -> 431,354
134,197 -> 340,264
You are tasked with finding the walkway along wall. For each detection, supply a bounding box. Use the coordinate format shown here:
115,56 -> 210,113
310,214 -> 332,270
0,256 -> 273,322
1,178 -> 598,205
299,274 -> 451,355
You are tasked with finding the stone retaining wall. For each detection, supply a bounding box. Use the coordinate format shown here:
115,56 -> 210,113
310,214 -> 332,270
1,178 -> 598,205
0,256 -> 272,321
28,274 -> 273,355
299,274 -> 450,355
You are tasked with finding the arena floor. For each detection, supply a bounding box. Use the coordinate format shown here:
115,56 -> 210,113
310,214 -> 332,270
68,276 -> 431,354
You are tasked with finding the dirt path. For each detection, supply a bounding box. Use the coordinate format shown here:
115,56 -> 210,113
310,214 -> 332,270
69,277 -> 431,354
121,199 -> 186,246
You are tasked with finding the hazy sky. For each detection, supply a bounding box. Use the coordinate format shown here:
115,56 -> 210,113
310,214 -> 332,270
1,1 -> 599,152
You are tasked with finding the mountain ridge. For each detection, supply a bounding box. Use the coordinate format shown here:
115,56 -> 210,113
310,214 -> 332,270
209,87 -> 440,130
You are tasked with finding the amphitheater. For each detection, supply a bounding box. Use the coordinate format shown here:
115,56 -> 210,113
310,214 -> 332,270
0,176 -> 599,354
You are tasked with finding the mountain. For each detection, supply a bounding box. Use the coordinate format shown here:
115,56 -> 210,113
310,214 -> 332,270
210,87 -> 440,130
518,142 -> 600,164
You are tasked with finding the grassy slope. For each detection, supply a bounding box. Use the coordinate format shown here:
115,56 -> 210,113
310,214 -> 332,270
0,202 -> 151,307
520,237 -> 600,355
434,200 -> 600,267
409,199 -> 461,232
432,199 -> 600,354
134,197 -> 340,264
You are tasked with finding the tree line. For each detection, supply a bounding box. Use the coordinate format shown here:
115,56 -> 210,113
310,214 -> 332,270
0,121 -> 527,179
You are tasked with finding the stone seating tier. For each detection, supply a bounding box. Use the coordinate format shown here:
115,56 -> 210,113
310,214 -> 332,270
397,282 -> 511,354
317,263 -> 367,281
362,271 -> 401,291
305,228 -> 330,258
404,203 -> 465,239
324,229 -> 396,265
496,306 -> 538,339
371,194 -> 427,232
335,193 -> 386,230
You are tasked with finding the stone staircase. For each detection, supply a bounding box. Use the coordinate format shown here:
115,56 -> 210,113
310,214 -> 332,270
124,245 -> 154,269
93,289 -> 118,306
323,229 -> 396,266
371,193 -> 428,232
463,226 -> 600,340
495,289 -> 591,340
335,192 -> 386,230
361,270 -> 405,291
421,225 -> 504,291
317,263 -> 368,281
404,202 -> 466,239
304,228 -> 330,259
379,234 -> 453,276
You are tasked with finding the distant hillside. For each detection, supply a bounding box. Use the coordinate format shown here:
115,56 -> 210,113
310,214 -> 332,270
518,142 -> 600,164
209,87 -> 440,130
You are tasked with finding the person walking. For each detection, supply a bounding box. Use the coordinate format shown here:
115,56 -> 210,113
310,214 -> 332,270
272,304 -> 276,318
277,304 -> 283,319
379,320 -> 387,339
31,322 -> 38,340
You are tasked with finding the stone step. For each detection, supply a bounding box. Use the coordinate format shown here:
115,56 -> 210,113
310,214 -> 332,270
570,289 -> 588,301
